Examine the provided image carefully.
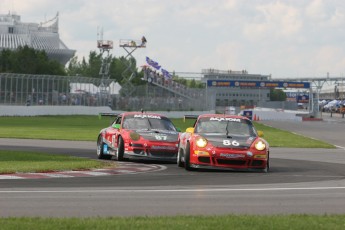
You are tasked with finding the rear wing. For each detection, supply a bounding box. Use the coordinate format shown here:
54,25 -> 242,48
98,112 -> 119,119
183,115 -> 199,122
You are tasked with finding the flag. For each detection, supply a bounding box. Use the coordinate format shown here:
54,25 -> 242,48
146,57 -> 161,70
161,68 -> 172,78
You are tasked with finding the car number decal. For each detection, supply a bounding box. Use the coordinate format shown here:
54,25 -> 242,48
223,140 -> 240,146
155,135 -> 167,140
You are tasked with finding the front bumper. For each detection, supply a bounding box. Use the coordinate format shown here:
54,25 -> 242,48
124,143 -> 178,161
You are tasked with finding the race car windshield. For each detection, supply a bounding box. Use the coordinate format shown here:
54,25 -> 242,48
122,116 -> 177,131
195,118 -> 256,136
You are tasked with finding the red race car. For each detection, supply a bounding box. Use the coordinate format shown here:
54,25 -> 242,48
97,112 -> 179,161
177,114 -> 269,172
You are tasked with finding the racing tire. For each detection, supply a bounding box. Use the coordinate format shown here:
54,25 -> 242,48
262,152 -> 270,173
184,143 -> 194,171
115,136 -> 125,161
97,136 -> 112,160
177,146 -> 184,168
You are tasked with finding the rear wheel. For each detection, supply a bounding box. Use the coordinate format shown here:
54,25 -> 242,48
97,136 -> 112,160
115,136 -> 124,161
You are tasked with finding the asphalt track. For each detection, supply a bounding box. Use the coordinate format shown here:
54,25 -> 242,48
0,114 -> 345,217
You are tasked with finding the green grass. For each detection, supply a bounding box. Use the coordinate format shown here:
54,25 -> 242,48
0,150 -> 115,174
0,115 -> 335,148
1,215 -> 345,229
0,115 -> 109,141
253,122 -> 335,148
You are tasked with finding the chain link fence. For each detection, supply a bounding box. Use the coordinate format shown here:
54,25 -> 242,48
0,73 -> 207,111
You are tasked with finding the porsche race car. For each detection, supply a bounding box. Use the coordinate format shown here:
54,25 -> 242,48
97,112 -> 180,161
177,114 -> 269,172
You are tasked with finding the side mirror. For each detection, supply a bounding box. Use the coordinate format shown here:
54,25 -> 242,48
186,127 -> 194,133
112,124 -> 121,129
176,127 -> 181,132
257,130 -> 264,137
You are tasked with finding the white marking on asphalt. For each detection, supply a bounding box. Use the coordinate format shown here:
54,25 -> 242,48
1,186 -> 345,193
0,175 -> 23,179
334,145 -> 345,150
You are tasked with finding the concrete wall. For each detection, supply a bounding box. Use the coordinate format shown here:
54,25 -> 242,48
0,105 -> 214,118
0,106 -> 113,116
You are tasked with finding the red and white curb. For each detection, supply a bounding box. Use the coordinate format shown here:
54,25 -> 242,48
0,162 -> 167,180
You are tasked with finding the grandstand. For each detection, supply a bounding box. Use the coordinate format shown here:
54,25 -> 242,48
0,12 -> 75,65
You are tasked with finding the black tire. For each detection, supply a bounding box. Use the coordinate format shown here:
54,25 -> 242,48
177,146 -> 184,168
184,143 -> 194,171
115,136 -> 124,161
262,152 -> 270,173
97,136 -> 112,160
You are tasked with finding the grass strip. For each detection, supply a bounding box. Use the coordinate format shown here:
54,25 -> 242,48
0,150 -> 115,174
0,115 -> 335,148
0,215 -> 345,230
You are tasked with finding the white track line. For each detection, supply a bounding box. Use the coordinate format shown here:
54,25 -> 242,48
1,186 -> 345,193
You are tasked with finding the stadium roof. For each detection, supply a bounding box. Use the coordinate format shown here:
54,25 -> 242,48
0,12 -> 75,65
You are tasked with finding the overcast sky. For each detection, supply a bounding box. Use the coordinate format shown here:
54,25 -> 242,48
1,0 -> 345,79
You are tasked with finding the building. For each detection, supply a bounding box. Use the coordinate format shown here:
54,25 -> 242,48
0,12 -> 75,65
203,69 -> 271,109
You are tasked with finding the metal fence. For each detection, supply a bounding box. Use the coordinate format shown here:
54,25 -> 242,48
0,73 -> 207,111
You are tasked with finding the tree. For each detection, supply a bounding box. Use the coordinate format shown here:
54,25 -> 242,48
0,45 -> 66,75
270,88 -> 287,101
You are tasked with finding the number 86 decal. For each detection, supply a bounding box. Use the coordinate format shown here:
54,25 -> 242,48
223,140 -> 240,146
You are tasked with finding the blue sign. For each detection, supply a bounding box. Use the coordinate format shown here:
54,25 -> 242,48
297,95 -> 309,103
207,80 -> 310,89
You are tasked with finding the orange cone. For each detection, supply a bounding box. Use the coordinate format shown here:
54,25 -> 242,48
253,114 -> 257,121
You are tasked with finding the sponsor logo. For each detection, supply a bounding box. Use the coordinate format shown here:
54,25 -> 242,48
134,114 -> 161,119
151,146 -> 176,150
209,117 -> 241,122
219,153 -> 245,158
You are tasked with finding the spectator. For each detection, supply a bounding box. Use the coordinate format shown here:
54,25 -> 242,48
141,36 -> 147,47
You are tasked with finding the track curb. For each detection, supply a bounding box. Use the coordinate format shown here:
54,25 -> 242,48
0,162 -> 167,180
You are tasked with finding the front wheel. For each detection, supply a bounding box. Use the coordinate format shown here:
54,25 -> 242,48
97,136 -> 112,160
177,146 -> 184,168
115,136 -> 124,161
262,152 -> 270,173
184,143 -> 194,171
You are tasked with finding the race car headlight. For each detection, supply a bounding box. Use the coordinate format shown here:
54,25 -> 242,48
195,137 -> 208,148
130,132 -> 140,141
255,140 -> 266,151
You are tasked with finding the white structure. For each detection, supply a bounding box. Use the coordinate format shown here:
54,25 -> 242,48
0,12 -> 75,65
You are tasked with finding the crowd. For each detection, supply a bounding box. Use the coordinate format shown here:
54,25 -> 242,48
142,66 -> 204,99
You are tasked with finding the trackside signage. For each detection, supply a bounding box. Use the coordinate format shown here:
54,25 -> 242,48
207,80 -> 310,89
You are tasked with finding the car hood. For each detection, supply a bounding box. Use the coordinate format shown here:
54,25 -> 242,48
201,134 -> 256,149
136,129 -> 179,142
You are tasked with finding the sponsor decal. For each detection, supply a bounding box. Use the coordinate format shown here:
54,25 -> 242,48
210,117 -> 241,122
219,153 -> 245,159
134,114 -> 161,119
151,146 -> 176,150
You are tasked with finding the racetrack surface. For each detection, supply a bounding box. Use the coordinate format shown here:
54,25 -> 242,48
0,115 -> 345,217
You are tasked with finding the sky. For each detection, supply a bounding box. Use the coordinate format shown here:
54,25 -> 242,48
1,0 -> 345,79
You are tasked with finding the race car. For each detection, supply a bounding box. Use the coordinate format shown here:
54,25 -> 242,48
97,111 -> 180,161
177,114 -> 269,172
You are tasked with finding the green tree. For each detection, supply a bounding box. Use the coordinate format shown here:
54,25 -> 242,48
0,45 -> 65,75
270,88 -> 287,101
